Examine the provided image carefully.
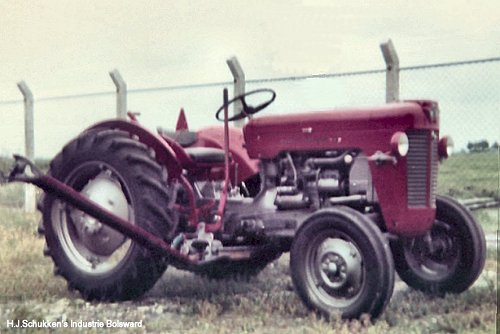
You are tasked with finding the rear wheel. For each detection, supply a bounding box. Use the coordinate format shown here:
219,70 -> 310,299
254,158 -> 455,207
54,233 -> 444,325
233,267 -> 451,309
290,207 -> 394,319
391,195 -> 486,294
41,129 -> 176,301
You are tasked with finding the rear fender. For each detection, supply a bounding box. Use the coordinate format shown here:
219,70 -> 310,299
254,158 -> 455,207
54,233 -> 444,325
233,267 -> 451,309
86,120 -> 183,180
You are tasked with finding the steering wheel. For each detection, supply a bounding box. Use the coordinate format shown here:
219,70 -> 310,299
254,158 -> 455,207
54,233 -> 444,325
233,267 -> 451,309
216,88 -> 276,122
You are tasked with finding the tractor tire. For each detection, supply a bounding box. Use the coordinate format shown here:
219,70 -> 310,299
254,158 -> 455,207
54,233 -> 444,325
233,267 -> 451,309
196,244 -> 282,280
41,129 -> 176,301
290,207 -> 394,320
391,195 -> 486,295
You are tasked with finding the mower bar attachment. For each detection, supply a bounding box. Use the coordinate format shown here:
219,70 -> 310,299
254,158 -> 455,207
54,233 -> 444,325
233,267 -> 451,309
1,155 -> 200,268
0,155 -> 43,184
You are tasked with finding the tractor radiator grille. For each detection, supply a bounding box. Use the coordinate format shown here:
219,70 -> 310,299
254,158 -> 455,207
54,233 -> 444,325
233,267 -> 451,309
407,130 -> 438,207
429,133 -> 439,206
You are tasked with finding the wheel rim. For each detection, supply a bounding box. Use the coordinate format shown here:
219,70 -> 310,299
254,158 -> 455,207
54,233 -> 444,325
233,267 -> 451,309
403,220 -> 461,281
51,162 -> 133,275
305,233 -> 364,308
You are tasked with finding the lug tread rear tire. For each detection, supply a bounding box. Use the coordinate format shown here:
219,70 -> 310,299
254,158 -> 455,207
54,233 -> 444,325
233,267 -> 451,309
41,129 -> 175,301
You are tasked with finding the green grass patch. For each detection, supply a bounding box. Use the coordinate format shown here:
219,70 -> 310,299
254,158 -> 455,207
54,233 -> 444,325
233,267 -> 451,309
439,151 -> 500,200
0,206 -> 497,333
0,184 -> 26,208
0,207 -> 67,302
473,208 -> 499,234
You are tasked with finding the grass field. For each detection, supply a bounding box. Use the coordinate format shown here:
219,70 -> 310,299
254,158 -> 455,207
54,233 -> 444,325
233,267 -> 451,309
0,152 -> 498,333
438,150 -> 500,200
0,206 -> 497,334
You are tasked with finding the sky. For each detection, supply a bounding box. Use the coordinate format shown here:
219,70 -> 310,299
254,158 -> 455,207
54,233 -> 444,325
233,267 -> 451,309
0,0 -> 499,156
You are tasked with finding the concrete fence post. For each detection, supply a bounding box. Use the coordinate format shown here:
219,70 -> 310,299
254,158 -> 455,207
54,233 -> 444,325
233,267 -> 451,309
17,81 -> 36,213
380,39 -> 400,102
226,56 -> 245,128
109,69 -> 127,119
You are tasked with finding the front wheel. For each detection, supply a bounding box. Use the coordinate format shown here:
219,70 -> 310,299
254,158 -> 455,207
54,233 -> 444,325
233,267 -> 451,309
290,207 -> 395,320
391,195 -> 486,294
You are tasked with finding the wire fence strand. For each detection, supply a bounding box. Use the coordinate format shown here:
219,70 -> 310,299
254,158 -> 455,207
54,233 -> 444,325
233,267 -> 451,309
1,56 -> 498,105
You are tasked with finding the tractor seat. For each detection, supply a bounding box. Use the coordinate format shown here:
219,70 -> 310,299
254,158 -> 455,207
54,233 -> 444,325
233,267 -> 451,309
157,127 -> 198,147
184,147 -> 225,164
157,127 -> 225,164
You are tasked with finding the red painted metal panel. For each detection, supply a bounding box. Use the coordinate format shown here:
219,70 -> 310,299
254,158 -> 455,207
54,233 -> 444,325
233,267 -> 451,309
243,101 -> 439,236
243,102 -> 437,159
195,126 -> 260,183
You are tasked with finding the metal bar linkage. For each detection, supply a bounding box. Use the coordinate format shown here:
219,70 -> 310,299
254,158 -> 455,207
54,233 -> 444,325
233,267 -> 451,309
1,156 -> 262,271
1,156 -> 196,267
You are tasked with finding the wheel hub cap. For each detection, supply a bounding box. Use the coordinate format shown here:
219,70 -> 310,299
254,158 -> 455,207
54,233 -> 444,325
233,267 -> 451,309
317,238 -> 362,292
71,172 -> 129,256
405,222 -> 460,279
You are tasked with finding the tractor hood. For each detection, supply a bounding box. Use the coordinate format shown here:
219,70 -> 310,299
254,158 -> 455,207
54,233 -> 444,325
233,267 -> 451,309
243,101 -> 439,159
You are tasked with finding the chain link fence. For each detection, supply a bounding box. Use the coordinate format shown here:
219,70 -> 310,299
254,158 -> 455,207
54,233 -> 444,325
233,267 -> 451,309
399,60 -> 499,201
0,58 -> 498,207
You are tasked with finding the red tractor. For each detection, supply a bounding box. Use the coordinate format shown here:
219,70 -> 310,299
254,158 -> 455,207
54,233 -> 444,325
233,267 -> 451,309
2,87 -> 485,319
